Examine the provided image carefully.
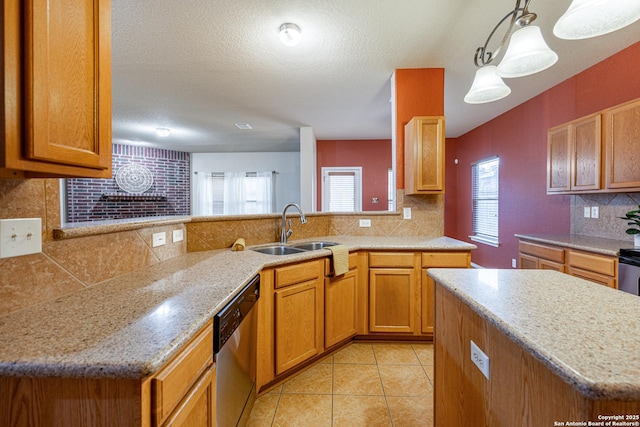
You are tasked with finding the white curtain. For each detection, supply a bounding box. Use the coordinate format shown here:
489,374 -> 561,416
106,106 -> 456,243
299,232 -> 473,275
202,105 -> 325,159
193,170 -> 276,215
223,171 -> 247,215
255,171 -> 276,213
193,172 -> 215,216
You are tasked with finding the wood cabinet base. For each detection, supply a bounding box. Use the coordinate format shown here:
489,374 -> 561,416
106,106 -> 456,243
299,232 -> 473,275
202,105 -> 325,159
435,284 -> 640,425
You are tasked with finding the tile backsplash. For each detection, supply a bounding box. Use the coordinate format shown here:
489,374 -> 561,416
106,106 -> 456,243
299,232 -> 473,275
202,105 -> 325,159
571,192 -> 640,243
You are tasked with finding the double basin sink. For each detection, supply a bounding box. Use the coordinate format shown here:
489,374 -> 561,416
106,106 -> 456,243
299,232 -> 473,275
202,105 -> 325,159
252,241 -> 338,255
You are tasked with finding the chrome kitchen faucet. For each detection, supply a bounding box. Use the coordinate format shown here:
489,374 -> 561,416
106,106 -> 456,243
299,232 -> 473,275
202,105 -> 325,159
280,203 -> 307,244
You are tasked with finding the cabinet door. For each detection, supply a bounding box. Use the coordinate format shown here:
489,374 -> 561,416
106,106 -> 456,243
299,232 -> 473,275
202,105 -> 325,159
519,253 -> 539,269
421,270 -> 435,335
274,279 -> 323,375
547,125 -> 571,192
325,269 -> 358,348
604,98 -> 640,189
2,0 -> 112,177
369,268 -> 416,333
539,259 -> 565,272
404,116 -> 445,194
571,114 -> 601,191
163,365 -> 215,427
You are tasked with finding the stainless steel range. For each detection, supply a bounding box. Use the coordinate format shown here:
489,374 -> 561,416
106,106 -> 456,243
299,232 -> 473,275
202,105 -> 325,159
618,249 -> 640,296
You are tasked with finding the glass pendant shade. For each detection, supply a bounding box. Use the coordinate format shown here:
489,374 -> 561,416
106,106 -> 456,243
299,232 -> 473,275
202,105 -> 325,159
497,26 -> 558,78
553,0 -> 640,40
464,66 -> 511,104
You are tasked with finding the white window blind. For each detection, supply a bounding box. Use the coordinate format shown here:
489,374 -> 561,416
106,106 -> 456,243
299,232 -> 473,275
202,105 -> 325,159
321,167 -> 362,212
471,157 -> 499,246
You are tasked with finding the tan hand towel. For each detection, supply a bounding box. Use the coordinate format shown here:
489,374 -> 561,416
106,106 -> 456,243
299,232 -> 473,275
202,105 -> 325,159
329,245 -> 349,276
232,238 -> 246,251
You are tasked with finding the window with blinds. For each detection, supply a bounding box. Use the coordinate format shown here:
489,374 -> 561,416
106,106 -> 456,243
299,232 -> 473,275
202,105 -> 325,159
471,157 -> 499,247
321,167 -> 362,212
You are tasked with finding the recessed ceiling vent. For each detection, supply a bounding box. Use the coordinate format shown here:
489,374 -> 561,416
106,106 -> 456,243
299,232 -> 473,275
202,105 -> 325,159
235,123 -> 253,130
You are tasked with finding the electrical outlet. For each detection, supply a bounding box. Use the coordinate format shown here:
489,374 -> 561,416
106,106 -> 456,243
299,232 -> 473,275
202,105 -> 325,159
359,219 -> 371,228
583,207 -> 591,218
403,207 -> 412,219
172,229 -> 184,242
512,258 -> 517,268
470,340 -> 490,379
0,218 -> 42,259
152,232 -> 166,247
591,206 -> 599,219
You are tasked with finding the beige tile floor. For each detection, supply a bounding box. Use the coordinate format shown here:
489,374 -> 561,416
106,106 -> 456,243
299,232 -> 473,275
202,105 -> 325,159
247,342 -> 434,427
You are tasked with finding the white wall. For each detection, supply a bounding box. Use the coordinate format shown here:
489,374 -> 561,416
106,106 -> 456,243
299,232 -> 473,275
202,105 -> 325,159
299,127 -> 317,212
191,152 -> 300,214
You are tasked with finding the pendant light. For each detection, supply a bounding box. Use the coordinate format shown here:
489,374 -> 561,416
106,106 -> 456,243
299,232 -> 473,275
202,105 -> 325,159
464,66 -> 512,104
464,0 -> 556,104
554,0 -> 640,40
497,25 -> 558,78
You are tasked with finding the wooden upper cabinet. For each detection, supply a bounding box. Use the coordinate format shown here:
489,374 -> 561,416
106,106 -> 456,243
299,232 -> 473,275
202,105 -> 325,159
547,113 -> 601,193
1,0 -> 112,178
404,116 -> 445,194
604,98 -> 640,190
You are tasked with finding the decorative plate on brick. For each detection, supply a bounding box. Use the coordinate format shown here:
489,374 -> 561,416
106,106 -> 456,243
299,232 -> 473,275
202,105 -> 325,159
115,163 -> 154,193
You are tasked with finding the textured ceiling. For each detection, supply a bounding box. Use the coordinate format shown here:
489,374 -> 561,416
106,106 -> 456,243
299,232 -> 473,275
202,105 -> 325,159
111,0 -> 640,152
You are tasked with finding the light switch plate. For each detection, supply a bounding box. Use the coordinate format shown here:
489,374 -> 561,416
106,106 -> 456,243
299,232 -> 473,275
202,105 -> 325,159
583,207 -> 591,218
359,219 -> 371,228
152,232 -> 166,247
173,229 -> 184,242
470,340 -> 490,379
0,218 -> 42,259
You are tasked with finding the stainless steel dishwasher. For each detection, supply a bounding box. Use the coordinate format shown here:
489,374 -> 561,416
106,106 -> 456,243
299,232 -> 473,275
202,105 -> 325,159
214,275 -> 260,427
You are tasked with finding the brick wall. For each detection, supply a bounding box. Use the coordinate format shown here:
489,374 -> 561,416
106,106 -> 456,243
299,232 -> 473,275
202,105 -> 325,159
66,144 -> 190,222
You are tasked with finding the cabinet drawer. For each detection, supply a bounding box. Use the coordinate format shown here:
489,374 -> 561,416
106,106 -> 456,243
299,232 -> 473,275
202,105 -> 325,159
369,252 -> 416,268
568,267 -> 617,288
324,252 -> 357,275
421,251 -> 470,268
568,250 -> 616,276
152,321 -> 214,425
518,241 -> 565,263
275,259 -> 323,289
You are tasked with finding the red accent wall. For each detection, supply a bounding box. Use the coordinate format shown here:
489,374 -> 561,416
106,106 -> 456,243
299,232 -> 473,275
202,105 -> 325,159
450,41 -> 640,268
394,69 -> 445,188
316,139 -> 392,211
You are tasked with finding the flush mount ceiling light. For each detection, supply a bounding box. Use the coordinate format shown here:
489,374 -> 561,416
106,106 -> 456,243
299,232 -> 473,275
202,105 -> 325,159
235,123 -> 253,130
553,0 -> 640,40
279,23 -> 302,46
155,127 -> 171,137
465,0 -> 557,104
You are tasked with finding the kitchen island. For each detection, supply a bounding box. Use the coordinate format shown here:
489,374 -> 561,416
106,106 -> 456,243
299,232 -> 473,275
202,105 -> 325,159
428,269 -> 640,426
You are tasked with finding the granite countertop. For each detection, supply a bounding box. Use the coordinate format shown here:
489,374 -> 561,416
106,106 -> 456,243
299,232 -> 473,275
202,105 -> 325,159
514,233 -> 632,256
428,268 -> 640,400
0,235 -> 474,380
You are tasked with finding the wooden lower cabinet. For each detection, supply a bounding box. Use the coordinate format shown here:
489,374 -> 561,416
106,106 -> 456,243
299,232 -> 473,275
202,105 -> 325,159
151,321 -> 214,426
0,321 -> 215,427
518,239 -> 618,288
567,249 -> 617,288
518,241 -> 566,272
368,252 -> 420,334
274,278 -> 324,375
324,255 -> 358,348
369,267 -> 417,333
421,251 -> 471,335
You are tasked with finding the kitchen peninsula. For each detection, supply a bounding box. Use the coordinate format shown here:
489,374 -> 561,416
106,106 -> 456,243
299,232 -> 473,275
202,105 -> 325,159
429,269 -> 640,426
0,235 -> 473,426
